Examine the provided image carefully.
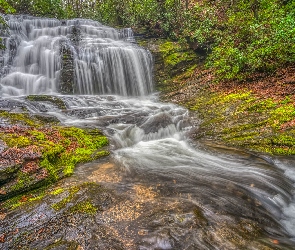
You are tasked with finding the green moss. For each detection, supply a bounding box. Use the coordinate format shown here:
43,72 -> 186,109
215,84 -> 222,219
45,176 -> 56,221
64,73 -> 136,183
2,135 -> 31,148
29,130 -> 46,140
3,194 -> 23,210
69,200 -> 98,215
269,104 -> 295,128
158,40 -> 197,69
9,172 -> 31,192
26,95 -> 67,110
0,112 -> 109,202
272,134 -> 295,147
165,51 -> 196,67
2,185 -> 48,210
50,188 -> 65,195
50,182 -> 103,213
51,186 -> 80,211
44,239 -> 79,250
159,41 -> 181,56
189,89 -> 295,155
0,111 -> 38,126
92,150 -> 110,159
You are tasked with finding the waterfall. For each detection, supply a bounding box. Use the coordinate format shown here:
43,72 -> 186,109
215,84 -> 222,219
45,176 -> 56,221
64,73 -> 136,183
1,15 -> 295,249
0,15 -> 153,97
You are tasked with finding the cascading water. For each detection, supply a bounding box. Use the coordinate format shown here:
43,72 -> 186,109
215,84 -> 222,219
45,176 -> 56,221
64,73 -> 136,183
0,15 -> 153,96
1,15 -> 295,249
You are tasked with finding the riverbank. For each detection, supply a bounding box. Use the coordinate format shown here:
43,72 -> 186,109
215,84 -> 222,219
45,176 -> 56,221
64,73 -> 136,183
0,106 -> 109,204
142,38 -> 295,155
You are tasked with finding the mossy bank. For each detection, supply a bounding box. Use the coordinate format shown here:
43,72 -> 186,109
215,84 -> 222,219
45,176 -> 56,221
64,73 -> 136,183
144,38 -> 295,155
0,110 -> 109,202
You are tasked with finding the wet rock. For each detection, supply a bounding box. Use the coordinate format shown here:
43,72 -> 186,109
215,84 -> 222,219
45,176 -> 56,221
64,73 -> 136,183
31,114 -> 60,124
0,163 -> 21,185
59,40 -> 75,94
0,99 -> 25,111
0,170 -> 50,202
0,140 -> 7,153
140,112 -> 173,134
26,95 -> 67,110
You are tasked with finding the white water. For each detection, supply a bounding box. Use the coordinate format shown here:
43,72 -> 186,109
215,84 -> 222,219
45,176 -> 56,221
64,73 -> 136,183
1,15 -> 295,247
0,15 -> 153,96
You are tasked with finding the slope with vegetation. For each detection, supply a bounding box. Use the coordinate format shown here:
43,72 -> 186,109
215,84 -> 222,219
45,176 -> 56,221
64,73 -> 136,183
2,0 -> 295,80
0,108 -> 109,202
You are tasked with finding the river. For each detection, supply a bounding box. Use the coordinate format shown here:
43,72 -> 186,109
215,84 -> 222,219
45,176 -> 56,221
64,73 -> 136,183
0,15 -> 295,249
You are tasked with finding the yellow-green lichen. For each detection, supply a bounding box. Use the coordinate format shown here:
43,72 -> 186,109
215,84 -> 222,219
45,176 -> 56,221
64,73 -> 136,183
69,200 -> 98,215
189,89 -> 295,155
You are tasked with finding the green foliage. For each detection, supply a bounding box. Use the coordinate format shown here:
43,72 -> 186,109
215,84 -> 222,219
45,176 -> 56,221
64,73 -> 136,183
182,2 -> 219,47
7,0 -> 65,18
0,0 -> 15,13
76,0 -> 295,80
204,0 -> 295,80
3,0 -> 295,80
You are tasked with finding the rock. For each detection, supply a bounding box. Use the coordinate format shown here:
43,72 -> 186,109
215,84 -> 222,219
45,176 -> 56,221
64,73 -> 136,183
0,163 -> 21,184
26,95 -> 67,110
31,114 -> 60,124
59,41 -> 75,94
0,140 -> 7,153
140,112 -> 173,134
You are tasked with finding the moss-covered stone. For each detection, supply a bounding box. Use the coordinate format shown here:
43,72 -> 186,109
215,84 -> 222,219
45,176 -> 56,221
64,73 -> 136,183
68,200 -> 98,214
0,164 -> 21,185
0,112 -> 109,202
51,186 -> 80,211
158,40 -> 198,76
0,111 -> 40,126
44,239 -> 79,250
189,89 -> 295,155
26,95 -> 67,110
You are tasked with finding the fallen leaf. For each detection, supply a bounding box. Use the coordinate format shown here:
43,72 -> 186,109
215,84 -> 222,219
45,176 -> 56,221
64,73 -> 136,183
271,239 -> 279,244
0,213 -> 6,220
0,234 -> 5,243
0,190 -> 6,195
20,196 -> 28,202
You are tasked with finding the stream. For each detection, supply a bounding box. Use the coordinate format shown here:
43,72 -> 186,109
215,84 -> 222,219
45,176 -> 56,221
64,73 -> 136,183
0,15 -> 295,249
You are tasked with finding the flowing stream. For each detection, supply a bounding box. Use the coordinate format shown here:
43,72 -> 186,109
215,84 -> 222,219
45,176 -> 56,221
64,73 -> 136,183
1,15 -> 295,249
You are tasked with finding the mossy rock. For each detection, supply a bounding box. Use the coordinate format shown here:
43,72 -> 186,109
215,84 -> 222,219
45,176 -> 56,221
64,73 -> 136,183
26,95 -> 67,110
31,114 -> 60,124
0,111 -> 109,202
0,164 -> 21,185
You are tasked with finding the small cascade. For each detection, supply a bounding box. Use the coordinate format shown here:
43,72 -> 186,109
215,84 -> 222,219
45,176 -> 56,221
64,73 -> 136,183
0,15 -> 153,96
1,15 -> 295,248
